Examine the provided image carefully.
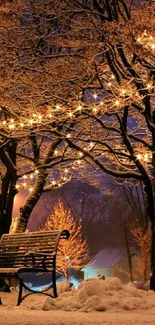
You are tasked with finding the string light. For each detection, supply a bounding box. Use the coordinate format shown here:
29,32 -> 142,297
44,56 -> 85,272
144,154 -> 148,162
93,107 -> 97,113
68,112 -> 73,118
29,119 -> 34,125
54,149 -> 58,156
38,114 -> 42,119
9,124 -> 15,129
120,89 -> 126,96
93,93 -> 97,99
77,104 -> 82,111
137,154 -> 142,160
115,99 -> 120,106
146,83 -> 152,90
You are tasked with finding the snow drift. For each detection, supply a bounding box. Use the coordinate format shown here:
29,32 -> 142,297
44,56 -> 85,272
25,277 -> 155,312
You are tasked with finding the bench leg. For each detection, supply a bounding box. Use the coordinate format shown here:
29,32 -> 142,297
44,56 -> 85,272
52,271 -> 57,298
17,278 -> 23,306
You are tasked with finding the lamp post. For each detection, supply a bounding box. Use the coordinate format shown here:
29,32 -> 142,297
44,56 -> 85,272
66,256 -> 70,281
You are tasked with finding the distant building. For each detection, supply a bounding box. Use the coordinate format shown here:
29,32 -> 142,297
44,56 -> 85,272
82,248 -> 136,283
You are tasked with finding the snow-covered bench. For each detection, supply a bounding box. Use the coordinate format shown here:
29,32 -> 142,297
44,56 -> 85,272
0,230 -> 70,305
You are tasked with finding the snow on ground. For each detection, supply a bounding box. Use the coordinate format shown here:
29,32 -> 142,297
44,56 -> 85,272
1,277 -> 155,325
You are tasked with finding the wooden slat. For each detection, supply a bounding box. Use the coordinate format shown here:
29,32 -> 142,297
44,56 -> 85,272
0,229 -> 69,271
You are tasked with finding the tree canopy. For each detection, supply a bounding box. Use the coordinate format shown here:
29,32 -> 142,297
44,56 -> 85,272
0,1 -> 155,264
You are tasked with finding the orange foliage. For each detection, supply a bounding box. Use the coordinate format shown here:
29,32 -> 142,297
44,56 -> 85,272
40,199 -> 90,278
130,220 -> 151,282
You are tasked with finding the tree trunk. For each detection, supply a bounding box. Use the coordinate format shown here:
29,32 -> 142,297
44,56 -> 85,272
14,169 -> 48,233
124,221 -> 133,281
150,225 -> 155,290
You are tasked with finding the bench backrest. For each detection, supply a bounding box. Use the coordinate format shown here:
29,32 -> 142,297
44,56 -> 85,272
0,230 -> 69,269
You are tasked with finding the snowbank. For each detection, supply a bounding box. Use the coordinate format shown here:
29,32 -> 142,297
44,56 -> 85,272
25,277 -> 155,312
1,278 -> 155,325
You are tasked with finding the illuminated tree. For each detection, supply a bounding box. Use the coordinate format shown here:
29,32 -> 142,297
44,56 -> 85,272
0,0 -> 104,236
0,0 -> 136,235
40,199 -> 90,279
130,220 -> 151,282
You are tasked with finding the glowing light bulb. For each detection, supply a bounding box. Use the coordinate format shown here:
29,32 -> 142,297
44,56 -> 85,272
54,150 -> 58,155
35,169 -> 39,174
93,93 -> 97,99
137,154 -> 142,160
52,180 -> 56,185
68,112 -> 73,118
144,154 -> 148,161
29,187 -> 33,192
23,175 -> 27,179
121,89 -> 126,96
77,105 -> 82,111
15,184 -> 19,189
29,119 -> 34,125
115,100 -> 120,106
56,104 -> 60,110
66,133 -> 71,138
93,107 -> 97,114
79,152 -> 83,157
9,124 -> 15,129
20,123 -> 24,127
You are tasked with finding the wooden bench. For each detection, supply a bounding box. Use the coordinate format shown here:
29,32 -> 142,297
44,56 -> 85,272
0,229 -> 70,305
